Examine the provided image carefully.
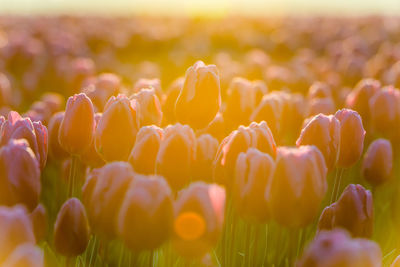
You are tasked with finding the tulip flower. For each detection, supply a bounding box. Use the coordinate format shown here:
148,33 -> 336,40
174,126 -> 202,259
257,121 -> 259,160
155,123 -> 196,191
175,61 -> 221,129
133,78 -> 162,98
0,73 -> 12,106
297,229 -> 382,267
0,205 -> 36,263
203,112 -> 226,141
80,113 -> 105,168
131,88 -> 163,126
296,114 -> 341,170
162,77 -> 184,125
233,148 -> 274,223
0,111 -> 48,169
307,82 -> 332,99
266,146 -> 327,228
307,97 -> 336,117
54,198 -> 90,257
128,125 -> 163,174
192,134 -> 219,182
250,93 -> 282,136
173,182 -> 225,258
117,175 -> 173,251
58,93 -> 95,155
362,139 -> 393,186
391,255 -> 400,267
48,112 -> 68,160
84,73 -> 121,110
0,139 -> 41,210
2,243 -> 44,267
29,204 -> 47,243
83,162 -> 134,240
95,94 -> 140,162
334,109 -> 365,168
318,184 -> 373,238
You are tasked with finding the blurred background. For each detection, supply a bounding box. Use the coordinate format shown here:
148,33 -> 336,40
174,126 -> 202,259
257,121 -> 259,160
1,0 -> 400,16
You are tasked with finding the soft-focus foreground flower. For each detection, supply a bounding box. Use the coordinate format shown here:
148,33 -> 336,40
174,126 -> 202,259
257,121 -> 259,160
2,243 -> 44,267
29,204 -> 47,243
173,182 -> 225,258
155,124 -> 196,191
391,255 -> 400,267
58,93 -> 95,155
82,162 -> 134,240
362,139 -> 393,186
213,121 -> 276,187
266,146 -> 327,228
233,148 -> 274,223
0,111 -> 48,169
131,88 -> 163,126
334,109 -> 365,168
175,61 -> 221,129
318,184 -> 373,238
117,175 -> 173,251
48,112 -> 68,160
54,198 -> 90,257
296,114 -> 340,170
95,94 -> 139,162
0,139 -> 40,210
297,229 -> 381,267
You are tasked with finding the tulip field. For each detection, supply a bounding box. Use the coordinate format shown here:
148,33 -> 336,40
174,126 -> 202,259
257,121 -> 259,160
2,16 -> 400,267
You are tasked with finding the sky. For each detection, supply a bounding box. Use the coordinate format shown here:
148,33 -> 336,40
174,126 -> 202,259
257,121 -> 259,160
0,0 -> 400,16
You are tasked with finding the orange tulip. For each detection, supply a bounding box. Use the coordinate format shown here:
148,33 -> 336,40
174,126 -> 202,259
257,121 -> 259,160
192,134 -> 219,182
391,255 -> 400,267
250,93 -> 282,136
131,88 -> 163,126
117,175 -> 173,251
175,61 -> 221,129
133,78 -> 162,98
2,243 -> 44,267
58,93 -> 95,155
162,77 -> 184,125
54,198 -> 90,257
29,204 -> 47,243
81,113 -> 105,168
48,112 -> 68,160
173,182 -> 225,258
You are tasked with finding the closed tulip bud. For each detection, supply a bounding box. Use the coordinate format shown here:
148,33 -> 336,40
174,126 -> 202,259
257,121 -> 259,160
173,182 -> 225,258
131,88 -> 163,126
156,124 -> 196,191
296,114 -> 341,170
133,78 -> 162,98
54,198 -> 90,257
163,77 -> 184,124
250,93 -> 282,136
334,109 -> 366,168
233,148 -> 274,223
48,112 -> 68,160
41,92 -> 64,115
318,184 -> 373,238
391,255 -> 400,267
29,204 -> 47,243
175,61 -> 221,129
2,243 -> 44,267
58,93 -> 95,155
266,146 -> 327,228
297,229 -> 382,267
307,82 -> 332,99
128,125 -> 163,174
84,73 -> 121,110
362,139 -> 393,186
369,86 -> 400,137
203,112 -> 226,141
1,111 -> 48,169
248,121 -> 277,157
192,134 -> 219,182
0,73 -> 12,106
0,139 -> 40,210
85,162 -> 134,240
346,79 -> 380,123
0,205 -> 36,262
81,113 -> 105,168
307,97 -> 336,117
118,175 -> 173,251
95,94 -> 139,162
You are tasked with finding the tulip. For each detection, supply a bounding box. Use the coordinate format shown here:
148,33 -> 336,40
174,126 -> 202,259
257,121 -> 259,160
80,113 -> 105,168
2,243 -> 44,267
48,112 -> 68,160
334,109 -> 365,168
83,162 -> 134,240
250,93 -> 282,136
362,139 -> 393,186
133,78 -> 162,98
192,134 -> 219,182
248,121 -> 277,157
84,73 -> 121,110
29,204 -> 47,243
58,93 -> 95,155
54,198 -> 90,257
175,61 -> 221,129
0,73 -> 12,106
131,88 -> 163,126
318,184 -> 373,238
203,112 -> 226,141
233,148 -> 274,223
0,205 -> 36,263
307,82 -> 332,99
266,146 -> 327,228
0,111 -> 48,169
117,175 -> 173,251
41,92 -> 65,115
297,229 -> 382,267
155,124 -> 196,191
173,182 -> 225,258
391,255 -> 400,267
162,77 -> 184,125
0,139 -> 41,210
307,97 -> 336,117
95,94 -> 139,162
128,125 -> 163,174
279,92 -> 306,137
296,114 -> 341,170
